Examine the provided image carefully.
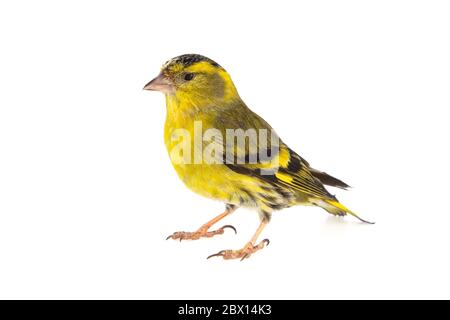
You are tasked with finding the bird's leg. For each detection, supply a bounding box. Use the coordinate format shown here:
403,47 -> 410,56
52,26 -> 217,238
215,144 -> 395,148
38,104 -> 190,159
207,219 -> 269,261
166,204 -> 238,241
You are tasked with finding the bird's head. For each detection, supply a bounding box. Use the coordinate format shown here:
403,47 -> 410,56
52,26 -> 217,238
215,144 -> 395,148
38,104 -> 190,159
144,54 -> 239,106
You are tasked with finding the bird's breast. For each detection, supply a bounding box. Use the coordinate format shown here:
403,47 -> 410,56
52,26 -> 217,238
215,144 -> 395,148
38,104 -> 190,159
163,108 -> 233,202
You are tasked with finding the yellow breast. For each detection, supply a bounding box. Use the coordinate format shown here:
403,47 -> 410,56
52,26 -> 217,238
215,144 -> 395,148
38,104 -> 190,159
163,95 -> 240,204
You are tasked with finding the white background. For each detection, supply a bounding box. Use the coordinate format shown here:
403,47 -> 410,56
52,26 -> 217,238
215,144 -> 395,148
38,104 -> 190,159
0,0 -> 449,299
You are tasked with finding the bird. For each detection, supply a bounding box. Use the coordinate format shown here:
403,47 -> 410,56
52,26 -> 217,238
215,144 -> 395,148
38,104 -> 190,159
143,54 -> 373,260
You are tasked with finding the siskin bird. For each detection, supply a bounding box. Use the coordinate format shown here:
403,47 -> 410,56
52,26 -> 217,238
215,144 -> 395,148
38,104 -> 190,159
144,54 -> 373,260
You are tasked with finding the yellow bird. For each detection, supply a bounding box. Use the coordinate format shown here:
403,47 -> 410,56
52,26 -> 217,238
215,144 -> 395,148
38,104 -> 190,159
144,54 -> 373,260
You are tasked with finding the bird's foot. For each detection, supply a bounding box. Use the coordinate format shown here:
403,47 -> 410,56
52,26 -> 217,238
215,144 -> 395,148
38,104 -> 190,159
166,225 -> 237,241
207,239 -> 270,261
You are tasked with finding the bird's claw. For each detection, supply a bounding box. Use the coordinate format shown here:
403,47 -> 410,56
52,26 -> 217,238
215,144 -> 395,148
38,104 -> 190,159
166,225 -> 237,241
207,239 -> 270,261
165,234 -> 186,241
206,250 -> 227,259
221,225 -> 237,235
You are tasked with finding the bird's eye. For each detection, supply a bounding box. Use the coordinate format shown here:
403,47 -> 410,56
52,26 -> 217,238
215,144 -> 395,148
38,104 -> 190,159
184,73 -> 195,81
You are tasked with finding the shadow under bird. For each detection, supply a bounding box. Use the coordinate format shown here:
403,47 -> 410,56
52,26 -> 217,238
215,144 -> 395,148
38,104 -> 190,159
144,54 -> 373,260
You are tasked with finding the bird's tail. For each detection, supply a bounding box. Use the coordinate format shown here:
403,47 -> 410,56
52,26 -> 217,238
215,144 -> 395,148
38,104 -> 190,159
309,168 -> 350,190
313,198 -> 375,224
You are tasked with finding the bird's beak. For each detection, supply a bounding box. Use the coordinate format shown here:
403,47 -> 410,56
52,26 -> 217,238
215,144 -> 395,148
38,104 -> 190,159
143,73 -> 174,93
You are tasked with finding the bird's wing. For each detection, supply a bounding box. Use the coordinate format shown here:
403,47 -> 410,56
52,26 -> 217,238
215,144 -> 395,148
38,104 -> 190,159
225,142 -> 336,201
212,106 -> 335,201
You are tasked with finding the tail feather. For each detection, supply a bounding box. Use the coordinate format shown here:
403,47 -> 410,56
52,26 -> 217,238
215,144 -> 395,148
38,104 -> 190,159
312,198 -> 375,224
325,199 -> 375,224
309,168 -> 350,190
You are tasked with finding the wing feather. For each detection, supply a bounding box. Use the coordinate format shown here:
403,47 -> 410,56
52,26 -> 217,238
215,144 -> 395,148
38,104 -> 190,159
212,106 -> 335,201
